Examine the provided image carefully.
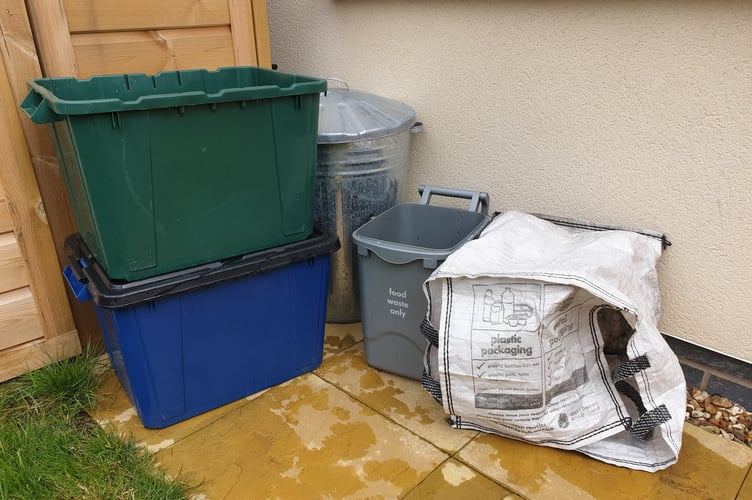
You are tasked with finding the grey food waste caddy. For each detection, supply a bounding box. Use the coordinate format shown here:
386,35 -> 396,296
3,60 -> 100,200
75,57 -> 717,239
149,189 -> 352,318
315,80 -> 421,323
352,185 -> 491,380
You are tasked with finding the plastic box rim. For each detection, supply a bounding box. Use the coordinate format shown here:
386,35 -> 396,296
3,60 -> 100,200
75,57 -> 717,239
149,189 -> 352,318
65,226 -> 339,309
23,66 -> 327,120
352,203 -> 491,264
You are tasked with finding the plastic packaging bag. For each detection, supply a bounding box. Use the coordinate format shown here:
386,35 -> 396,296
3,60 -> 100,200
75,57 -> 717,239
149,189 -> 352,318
421,211 -> 685,472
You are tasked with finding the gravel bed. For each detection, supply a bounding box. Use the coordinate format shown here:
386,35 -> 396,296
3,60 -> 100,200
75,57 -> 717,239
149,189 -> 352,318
686,387 -> 751,448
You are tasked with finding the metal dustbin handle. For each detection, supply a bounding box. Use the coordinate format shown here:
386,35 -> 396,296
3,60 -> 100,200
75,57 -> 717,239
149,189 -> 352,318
418,185 -> 490,215
324,77 -> 349,95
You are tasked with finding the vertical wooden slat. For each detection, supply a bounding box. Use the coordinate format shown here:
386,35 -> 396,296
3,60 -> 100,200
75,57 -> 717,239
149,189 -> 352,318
0,195 -> 13,233
1,0 -> 100,348
25,0 -> 79,77
0,1 -> 75,249
0,46 -> 80,350
251,0 -> 271,68
228,0 -> 257,66
0,0 -> 66,152
0,0 -> 76,257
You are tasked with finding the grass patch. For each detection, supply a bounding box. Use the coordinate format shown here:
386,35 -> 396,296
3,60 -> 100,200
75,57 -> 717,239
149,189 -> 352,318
0,346 -> 194,500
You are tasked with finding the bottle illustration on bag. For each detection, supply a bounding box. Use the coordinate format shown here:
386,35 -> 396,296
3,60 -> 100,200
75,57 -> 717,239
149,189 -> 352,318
482,287 -> 533,327
501,287 -> 515,323
483,290 -> 502,323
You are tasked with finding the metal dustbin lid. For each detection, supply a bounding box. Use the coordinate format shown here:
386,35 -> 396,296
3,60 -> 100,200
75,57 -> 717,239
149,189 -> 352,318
317,83 -> 417,144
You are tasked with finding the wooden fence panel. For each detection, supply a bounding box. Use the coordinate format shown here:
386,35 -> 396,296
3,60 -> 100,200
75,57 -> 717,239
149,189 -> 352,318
73,27 -> 236,77
64,0 -> 230,33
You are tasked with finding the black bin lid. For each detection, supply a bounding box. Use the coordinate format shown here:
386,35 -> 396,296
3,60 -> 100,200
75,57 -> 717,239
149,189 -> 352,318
65,227 -> 340,309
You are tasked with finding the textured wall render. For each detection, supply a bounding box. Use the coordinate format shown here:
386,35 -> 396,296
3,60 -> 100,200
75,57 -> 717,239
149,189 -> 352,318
268,0 -> 752,360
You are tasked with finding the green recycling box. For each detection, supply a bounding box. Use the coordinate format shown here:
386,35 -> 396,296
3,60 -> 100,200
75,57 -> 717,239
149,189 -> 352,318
22,66 -> 326,280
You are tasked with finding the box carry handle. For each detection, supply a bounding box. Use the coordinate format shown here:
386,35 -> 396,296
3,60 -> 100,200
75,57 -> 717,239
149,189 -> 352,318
20,90 -> 63,124
418,185 -> 490,215
63,265 -> 92,302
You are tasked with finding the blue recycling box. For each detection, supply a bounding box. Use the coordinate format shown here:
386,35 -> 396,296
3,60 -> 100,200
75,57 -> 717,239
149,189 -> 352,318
64,228 -> 339,428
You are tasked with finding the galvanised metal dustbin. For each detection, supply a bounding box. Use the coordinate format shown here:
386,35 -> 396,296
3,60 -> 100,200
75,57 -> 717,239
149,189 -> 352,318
315,80 -> 422,323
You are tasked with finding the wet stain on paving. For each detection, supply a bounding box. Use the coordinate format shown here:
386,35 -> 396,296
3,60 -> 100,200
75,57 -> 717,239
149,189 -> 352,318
368,384 -> 436,426
363,458 -> 422,489
458,424 -> 752,499
89,369 -> 250,452
357,368 -> 432,421
655,431 -> 750,498
154,374 -> 447,499
403,459 -> 520,500
322,323 -> 363,357
324,333 -> 357,350
359,368 -> 386,390
316,344 -> 479,453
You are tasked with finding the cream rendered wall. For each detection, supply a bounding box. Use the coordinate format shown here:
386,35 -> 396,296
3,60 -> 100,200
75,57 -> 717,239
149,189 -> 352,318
268,1 -> 752,361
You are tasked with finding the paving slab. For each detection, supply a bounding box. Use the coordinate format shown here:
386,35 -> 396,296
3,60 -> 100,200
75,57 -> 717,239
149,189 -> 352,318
456,423 -> 752,499
316,342 -> 478,454
155,373 -> 448,499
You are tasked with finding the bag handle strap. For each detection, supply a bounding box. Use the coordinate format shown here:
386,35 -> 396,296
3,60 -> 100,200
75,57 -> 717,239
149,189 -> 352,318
421,369 -> 443,405
420,317 -> 439,347
627,404 -> 672,441
612,355 -> 651,383
611,355 -> 672,440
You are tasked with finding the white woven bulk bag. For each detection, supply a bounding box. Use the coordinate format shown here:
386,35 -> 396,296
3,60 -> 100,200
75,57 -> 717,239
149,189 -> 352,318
421,211 -> 684,472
